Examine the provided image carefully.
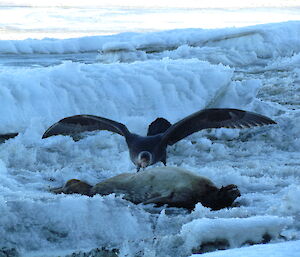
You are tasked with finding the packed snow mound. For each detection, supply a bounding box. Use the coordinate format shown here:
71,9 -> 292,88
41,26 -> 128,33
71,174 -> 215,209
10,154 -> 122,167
0,192 -> 153,253
0,59 -> 269,134
0,21 -> 300,64
193,240 -> 300,257
97,22 -> 300,68
152,215 -> 293,256
180,216 -> 292,253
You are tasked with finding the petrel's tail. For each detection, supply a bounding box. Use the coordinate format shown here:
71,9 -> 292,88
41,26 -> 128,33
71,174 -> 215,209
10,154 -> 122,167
147,118 -> 171,136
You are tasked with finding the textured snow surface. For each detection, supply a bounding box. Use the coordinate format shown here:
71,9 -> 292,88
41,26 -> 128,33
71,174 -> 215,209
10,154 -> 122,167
0,21 -> 299,257
194,240 -> 300,257
1,21 -> 300,55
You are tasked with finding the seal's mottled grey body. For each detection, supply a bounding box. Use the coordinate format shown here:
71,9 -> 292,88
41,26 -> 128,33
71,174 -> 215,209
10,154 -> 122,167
51,166 -> 241,210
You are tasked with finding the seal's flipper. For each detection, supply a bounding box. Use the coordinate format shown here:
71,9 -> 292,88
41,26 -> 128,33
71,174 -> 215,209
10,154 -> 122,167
142,194 -> 173,206
50,186 -> 64,194
147,118 -> 171,136
50,179 -> 93,196
142,191 -> 196,210
217,184 -> 241,208
211,184 -> 241,210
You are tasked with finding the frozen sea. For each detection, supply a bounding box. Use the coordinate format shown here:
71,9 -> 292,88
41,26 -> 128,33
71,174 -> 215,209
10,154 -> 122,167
0,1 -> 300,257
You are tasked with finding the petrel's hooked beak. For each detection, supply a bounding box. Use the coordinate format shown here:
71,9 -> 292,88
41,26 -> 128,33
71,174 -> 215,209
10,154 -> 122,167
136,151 -> 152,172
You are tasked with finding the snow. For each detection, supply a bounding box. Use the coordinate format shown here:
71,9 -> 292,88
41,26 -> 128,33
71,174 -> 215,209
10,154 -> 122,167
0,5 -> 300,257
0,59 -> 238,134
1,21 -> 300,55
193,240 -> 300,257
157,216 -> 293,256
181,216 -> 292,249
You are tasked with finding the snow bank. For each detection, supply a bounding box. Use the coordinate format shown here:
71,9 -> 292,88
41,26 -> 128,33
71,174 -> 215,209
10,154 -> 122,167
0,22 -> 299,61
97,21 -> 300,68
155,216 -> 293,256
269,185 -> 300,217
180,216 -> 292,252
193,240 -> 300,257
0,59 -> 266,134
0,193 -> 152,254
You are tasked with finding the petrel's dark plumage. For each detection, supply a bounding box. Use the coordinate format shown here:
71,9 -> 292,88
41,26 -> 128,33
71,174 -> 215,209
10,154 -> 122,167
42,108 -> 276,171
0,132 -> 18,143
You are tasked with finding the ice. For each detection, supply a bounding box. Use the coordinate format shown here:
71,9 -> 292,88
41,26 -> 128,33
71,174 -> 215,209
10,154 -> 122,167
0,17 -> 300,257
0,59 -> 237,133
0,193 -> 153,253
179,216 -> 293,255
0,21 -> 300,56
193,240 -> 300,257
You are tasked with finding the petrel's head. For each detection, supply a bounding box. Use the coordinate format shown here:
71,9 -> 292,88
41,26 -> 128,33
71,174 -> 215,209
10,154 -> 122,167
137,151 -> 152,170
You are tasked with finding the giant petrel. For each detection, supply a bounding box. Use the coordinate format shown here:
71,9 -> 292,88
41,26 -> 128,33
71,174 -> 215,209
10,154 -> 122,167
42,108 -> 276,171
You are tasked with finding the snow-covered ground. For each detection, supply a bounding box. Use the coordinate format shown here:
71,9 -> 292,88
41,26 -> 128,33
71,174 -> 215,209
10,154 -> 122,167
0,2 -> 300,256
196,239 -> 300,257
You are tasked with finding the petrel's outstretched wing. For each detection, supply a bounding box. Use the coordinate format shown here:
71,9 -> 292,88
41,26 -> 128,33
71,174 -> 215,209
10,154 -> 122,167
42,115 -> 130,139
161,108 -> 276,145
0,132 -> 19,142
